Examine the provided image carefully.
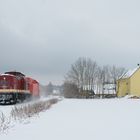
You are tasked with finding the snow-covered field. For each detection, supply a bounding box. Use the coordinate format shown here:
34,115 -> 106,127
1,98 -> 140,140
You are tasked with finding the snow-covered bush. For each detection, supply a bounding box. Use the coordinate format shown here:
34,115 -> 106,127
0,112 -> 11,133
11,98 -> 59,120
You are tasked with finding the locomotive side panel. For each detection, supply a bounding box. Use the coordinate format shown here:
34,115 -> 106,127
32,81 -> 39,97
25,77 -> 40,98
17,77 -> 26,90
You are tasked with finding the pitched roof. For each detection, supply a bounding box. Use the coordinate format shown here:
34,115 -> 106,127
120,66 -> 140,79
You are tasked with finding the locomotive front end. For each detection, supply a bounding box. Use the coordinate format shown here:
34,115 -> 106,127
0,74 -> 18,104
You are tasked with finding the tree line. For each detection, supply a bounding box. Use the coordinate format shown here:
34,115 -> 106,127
63,57 -> 126,98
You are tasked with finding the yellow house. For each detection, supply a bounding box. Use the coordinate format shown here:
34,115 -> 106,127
117,66 -> 140,97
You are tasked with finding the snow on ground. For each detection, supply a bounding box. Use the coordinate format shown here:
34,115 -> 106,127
1,98 -> 140,140
0,105 -> 14,117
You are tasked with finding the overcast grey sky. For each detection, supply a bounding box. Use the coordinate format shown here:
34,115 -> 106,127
0,0 -> 140,85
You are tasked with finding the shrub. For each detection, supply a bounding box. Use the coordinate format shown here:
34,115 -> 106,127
0,112 -> 10,133
10,98 -> 59,121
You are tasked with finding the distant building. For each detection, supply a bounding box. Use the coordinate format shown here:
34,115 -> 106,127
117,66 -> 140,97
103,83 -> 116,94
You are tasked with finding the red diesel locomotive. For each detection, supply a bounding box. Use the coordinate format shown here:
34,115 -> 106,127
0,71 -> 40,104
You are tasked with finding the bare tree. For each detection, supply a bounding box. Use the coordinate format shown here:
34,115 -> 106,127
66,58 -> 84,89
110,65 -> 126,90
66,57 -> 86,90
96,66 -> 102,94
66,57 -> 98,93
110,66 -> 126,83
96,65 -> 111,94
85,59 -> 97,91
